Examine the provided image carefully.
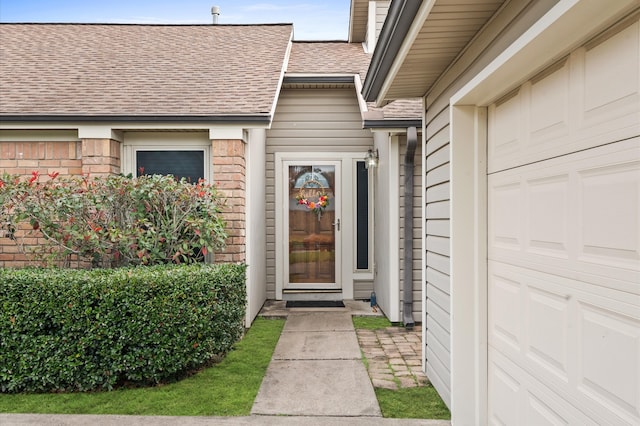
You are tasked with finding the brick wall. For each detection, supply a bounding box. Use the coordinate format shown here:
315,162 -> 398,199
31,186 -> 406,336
212,139 -> 246,263
0,141 -> 83,177
81,139 -> 121,176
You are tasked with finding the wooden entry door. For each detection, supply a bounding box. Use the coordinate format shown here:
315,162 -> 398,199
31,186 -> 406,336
284,161 -> 341,289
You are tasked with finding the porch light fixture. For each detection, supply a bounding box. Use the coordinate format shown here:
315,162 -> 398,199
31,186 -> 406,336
365,148 -> 379,169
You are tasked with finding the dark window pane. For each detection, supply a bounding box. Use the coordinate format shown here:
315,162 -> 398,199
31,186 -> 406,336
136,151 -> 204,183
356,161 -> 369,270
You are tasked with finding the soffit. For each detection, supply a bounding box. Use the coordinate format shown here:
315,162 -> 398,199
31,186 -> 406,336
383,0 -> 506,100
349,0 -> 369,42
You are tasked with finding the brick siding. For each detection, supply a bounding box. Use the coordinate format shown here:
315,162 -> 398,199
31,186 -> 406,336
212,139 -> 246,263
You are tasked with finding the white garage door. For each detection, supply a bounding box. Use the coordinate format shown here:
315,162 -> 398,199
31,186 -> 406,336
487,19 -> 640,425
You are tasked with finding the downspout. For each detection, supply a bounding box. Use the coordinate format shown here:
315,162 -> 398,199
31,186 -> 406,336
403,126 -> 417,328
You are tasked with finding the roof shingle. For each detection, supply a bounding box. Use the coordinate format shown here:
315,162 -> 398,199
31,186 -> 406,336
0,24 -> 292,118
287,41 -> 370,78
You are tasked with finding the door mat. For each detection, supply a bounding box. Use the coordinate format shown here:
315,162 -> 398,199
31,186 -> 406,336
286,300 -> 345,308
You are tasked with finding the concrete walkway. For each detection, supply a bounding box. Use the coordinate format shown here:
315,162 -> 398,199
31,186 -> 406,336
251,311 -> 381,417
0,301 -> 451,426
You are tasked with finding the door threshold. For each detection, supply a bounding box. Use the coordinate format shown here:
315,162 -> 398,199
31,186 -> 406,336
282,291 -> 343,301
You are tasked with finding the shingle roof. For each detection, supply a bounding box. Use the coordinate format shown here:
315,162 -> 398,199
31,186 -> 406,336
0,24 -> 293,118
287,41 -> 370,78
286,41 -> 420,123
377,99 -> 423,119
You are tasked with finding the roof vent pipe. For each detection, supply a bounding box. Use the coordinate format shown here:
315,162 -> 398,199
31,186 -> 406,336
211,6 -> 220,24
402,126 -> 417,329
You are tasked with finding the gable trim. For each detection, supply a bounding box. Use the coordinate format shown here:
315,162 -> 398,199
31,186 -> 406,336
361,0 -> 424,103
283,75 -> 356,84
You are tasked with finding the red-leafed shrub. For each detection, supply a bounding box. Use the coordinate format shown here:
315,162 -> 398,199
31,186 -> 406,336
0,173 -> 227,268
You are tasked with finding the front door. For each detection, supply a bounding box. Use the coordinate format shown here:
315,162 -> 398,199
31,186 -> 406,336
284,161 -> 341,290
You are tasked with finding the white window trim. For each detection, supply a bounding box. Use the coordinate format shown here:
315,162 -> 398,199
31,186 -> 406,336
121,133 -> 212,183
352,158 -> 375,277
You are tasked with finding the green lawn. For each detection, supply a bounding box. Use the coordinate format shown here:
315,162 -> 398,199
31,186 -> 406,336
0,317 -> 284,416
352,315 -> 392,329
376,388 -> 451,420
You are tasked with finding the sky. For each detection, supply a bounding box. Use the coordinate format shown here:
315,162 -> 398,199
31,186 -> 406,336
0,0 -> 351,40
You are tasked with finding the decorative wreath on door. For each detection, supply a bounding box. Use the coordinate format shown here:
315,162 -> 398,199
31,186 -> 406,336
296,178 -> 330,220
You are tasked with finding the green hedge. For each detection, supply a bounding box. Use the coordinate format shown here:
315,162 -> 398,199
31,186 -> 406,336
0,264 -> 247,393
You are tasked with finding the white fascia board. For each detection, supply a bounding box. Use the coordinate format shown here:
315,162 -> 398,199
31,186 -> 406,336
208,126 -> 245,141
375,0 -> 437,107
77,126 -> 123,141
366,1 -> 376,54
452,0 -> 639,106
353,74 -> 370,114
269,31 -> 294,129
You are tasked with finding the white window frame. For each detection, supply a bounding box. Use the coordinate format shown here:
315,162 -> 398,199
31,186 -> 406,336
121,132 -> 212,183
352,158 -> 375,275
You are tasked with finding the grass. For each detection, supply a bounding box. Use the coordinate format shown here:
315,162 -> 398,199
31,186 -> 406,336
375,387 -> 451,419
352,316 -> 451,420
352,315 -> 392,329
0,317 -> 285,416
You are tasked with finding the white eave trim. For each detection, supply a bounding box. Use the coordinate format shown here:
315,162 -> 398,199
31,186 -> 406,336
375,0 -> 437,106
451,0 -> 640,106
269,30 -> 294,129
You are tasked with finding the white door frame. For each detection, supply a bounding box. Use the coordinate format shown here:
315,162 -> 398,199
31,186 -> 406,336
447,1 -> 637,424
282,159 -> 342,291
275,151 -> 370,300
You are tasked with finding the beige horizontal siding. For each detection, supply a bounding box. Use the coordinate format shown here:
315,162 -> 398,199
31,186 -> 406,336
265,88 -> 373,299
354,280 -> 374,300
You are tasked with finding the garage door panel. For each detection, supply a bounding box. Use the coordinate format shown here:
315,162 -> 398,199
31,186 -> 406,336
490,350 -> 601,426
528,174 -> 570,259
489,270 -> 523,351
579,304 -> 640,419
578,159 -> 640,270
486,14 -> 640,426
489,260 -> 640,424
489,89 -> 521,170
489,179 -> 522,251
489,360 -> 522,426
489,262 -> 572,383
488,20 -> 640,174
526,285 -> 570,380
489,137 -> 640,293
581,21 -> 639,124
529,59 -> 570,145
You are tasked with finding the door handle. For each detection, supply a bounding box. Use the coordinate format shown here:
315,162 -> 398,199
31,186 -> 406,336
333,218 -> 340,231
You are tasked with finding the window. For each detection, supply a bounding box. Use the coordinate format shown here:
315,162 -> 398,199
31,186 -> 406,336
122,131 -> 211,183
356,161 -> 369,270
136,150 -> 204,182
